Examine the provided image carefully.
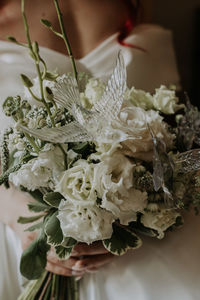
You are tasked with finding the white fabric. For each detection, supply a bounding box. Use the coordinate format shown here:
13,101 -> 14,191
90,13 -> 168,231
0,24 -> 199,300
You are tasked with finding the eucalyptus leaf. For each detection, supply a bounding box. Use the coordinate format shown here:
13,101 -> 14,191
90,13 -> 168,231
45,211 -> 63,246
103,223 -> 142,256
20,230 -> 50,280
43,192 -> 63,208
17,214 -> 44,224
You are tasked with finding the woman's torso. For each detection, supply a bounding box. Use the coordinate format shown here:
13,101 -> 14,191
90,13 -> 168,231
1,24 -> 199,300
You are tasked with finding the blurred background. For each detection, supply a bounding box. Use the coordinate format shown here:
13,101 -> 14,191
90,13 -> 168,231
151,0 -> 200,106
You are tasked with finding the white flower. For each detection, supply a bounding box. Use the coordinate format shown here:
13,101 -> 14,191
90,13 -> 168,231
56,159 -> 97,205
90,140 -> 122,161
126,87 -> 154,110
153,85 -> 184,114
9,144 -> 65,191
141,207 -> 181,239
116,105 -> 174,160
80,78 -> 105,109
7,130 -> 26,158
57,200 -> 115,244
94,153 -> 148,225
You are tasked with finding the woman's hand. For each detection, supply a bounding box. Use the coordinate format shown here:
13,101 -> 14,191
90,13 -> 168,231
46,242 -> 114,277
22,232 -> 114,277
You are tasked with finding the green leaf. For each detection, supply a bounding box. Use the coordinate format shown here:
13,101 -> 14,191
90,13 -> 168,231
25,222 -> 43,232
41,19 -> 52,28
20,74 -> 33,88
28,201 -> 50,212
43,192 -> 63,208
20,230 -> 50,280
103,223 -> 142,256
55,245 -> 73,260
28,189 -> 45,203
17,214 -> 44,224
45,211 -> 63,246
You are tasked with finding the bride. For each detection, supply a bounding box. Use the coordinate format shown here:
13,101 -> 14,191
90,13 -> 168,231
0,0 -> 199,299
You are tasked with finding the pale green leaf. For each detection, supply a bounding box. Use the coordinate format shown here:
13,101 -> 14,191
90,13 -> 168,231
45,211 -> 63,246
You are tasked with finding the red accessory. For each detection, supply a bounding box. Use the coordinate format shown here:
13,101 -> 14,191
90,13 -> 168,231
118,0 -> 145,51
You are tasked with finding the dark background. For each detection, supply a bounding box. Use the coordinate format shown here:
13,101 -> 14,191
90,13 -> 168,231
153,0 -> 200,106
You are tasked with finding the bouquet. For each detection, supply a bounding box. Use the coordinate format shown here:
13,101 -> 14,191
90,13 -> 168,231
1,0 -> 200,299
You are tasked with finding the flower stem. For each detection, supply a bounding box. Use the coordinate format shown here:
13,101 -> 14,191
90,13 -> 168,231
24,132 -> 40,153
21,0 -> 55,127
53,0 -> 78,81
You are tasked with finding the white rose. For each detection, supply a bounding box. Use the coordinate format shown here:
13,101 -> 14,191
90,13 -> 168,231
56,159 -> 97,205
94,154 -> 148,225
117,105 -> 174,160
153,85 -> 184,114
57,200 -> 115,244
141,207 -> 181,239
126,87 -> 154,110
9,144 -> 65,190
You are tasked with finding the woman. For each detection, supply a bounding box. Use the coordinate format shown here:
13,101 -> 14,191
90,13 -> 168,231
1,1 -> 199,300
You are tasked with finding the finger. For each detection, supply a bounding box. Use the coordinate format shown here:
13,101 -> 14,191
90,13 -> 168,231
85,267 -> 98,274
47,253 -> 78,270
71,241 -> 109,257
46,261 -> 85,277
72,253 -> 114,271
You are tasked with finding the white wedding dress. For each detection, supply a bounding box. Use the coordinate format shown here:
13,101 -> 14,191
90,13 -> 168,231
0,24 -> 199,300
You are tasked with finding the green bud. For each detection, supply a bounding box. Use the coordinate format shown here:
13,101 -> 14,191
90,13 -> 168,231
44,71 -> 59,81
2,96 -> 21,116
21,74 -> 34,88
44,87 -> 54,101
32,41 -> 40,55
7,36 -> 18,43
21,100 -> 31,110
41,19 -> 52,28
